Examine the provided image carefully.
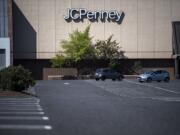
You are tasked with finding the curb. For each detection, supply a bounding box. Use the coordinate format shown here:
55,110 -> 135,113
23,87 -> 38,98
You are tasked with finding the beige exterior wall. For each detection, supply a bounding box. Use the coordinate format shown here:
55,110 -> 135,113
14,0 -> 180,59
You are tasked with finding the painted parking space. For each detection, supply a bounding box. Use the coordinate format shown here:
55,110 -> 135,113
0,97 -> 52,135
124,79 -> 180,94
127,79 -> 180,93
85,79 -> 180,102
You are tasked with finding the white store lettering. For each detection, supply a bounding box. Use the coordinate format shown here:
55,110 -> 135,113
64,8 -> 124,24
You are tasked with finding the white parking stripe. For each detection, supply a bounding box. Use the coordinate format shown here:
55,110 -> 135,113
124,79 -> 180,94
0,116 -> 49,120
0,105 -> 41,107
0,98 -> 39,101
0,112 -> 45,115
0,99 -> 39,101
150,97 -> 180,102
0,102 -> 40,104
0,102 -> 39,104
44,125 -> 52,130
0,103 -> 40,105
0,99 -> 39,102
0,106 -> 42,108
42,116 -> 49,120
0,102 -> 40,105
0,108 -> 43,111
0,125 -> 52,130
0,97 -> 39,100
64,82 -> 70,85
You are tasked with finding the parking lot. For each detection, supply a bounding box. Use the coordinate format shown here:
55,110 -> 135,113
1,79 -> 180,135
0,97 -> 52,135
35,79 -> 180,135
86,79 -> 180,102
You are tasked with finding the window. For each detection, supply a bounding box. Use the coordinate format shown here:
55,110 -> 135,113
103,69 -> 109,73
155,70 -> 162,74
0,49 -> 6,70
0,0 -> 8,37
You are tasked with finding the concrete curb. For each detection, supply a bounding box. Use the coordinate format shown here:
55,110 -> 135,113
23,87 -> 38,98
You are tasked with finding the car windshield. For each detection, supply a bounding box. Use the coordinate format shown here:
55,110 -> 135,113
96,69 -> 109,72
96,69 -> 101,73
144,71 -> 153,74
96,69 -> 107,73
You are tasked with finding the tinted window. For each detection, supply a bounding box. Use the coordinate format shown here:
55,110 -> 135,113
103,69 -> 109,73
162,71 -> 168,74
145,71 -> 153,74
110,70 -> 116,73
0,49 -> 6,70
156,70 -> 162,74
96,69 -> 101,73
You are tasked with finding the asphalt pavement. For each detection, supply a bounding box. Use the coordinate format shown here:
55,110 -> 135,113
36,79 -> 180,135
1,79 -> 180,135
0,97 -> 52,135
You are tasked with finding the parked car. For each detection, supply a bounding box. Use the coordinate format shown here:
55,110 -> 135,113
137,70 -> 170,83
95,68 -> 124,81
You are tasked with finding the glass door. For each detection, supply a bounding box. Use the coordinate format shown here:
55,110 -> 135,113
0,49 -> 6,70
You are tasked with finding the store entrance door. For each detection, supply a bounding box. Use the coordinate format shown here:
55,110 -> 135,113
0,49 -> 6,70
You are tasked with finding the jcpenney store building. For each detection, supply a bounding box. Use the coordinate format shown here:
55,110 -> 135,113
0,0 -> 180,79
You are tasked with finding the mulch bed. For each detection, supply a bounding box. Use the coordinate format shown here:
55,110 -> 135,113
0,90 -> 30,97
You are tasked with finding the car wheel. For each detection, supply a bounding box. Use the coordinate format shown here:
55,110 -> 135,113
147,77 -> 152,83
164,77 -> 170,82
95,78 -> 99,81
139,80 -> 143,83
101,76 -> 106,81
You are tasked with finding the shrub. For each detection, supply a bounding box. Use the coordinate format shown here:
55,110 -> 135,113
109,59 -> 122,72
131,61 -> 143,74
0,66 -> 35,91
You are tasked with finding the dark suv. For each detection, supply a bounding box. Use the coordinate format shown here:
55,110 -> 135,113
95,68 -> 124,81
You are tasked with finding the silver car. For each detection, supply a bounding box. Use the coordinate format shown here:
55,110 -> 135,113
137,70 -> 170,83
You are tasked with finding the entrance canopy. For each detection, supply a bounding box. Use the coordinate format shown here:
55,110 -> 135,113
172,22 -> 180,78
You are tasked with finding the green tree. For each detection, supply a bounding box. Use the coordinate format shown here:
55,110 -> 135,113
95,35 -> 125,59
61,25 -> 96,62
50,54 -> 66,68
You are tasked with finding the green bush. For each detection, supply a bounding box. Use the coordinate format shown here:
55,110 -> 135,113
0,66 -> 35,91
131,61 -> 143,74
109,59 -> 121,72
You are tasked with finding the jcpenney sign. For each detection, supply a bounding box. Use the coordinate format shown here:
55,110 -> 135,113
64,8 -> 124,24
